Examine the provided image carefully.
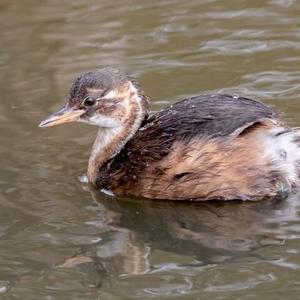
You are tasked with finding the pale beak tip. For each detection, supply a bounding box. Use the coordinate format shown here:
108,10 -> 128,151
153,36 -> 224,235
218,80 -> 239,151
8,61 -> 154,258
38,121 -> 46,128
38,119 -> 52,128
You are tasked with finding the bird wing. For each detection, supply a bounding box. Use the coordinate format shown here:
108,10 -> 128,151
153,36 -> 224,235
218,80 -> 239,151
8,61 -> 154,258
141,94 -> 279,139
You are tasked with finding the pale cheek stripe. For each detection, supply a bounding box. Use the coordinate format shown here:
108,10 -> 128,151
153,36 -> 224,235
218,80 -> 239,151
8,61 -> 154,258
103,90 -> 119,99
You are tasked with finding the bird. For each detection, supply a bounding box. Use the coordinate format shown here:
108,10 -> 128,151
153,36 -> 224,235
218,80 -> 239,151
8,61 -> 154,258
39,67 -> 300,201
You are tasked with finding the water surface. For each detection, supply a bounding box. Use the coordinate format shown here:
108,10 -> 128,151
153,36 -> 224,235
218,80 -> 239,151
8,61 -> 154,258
1,0 -> 300,299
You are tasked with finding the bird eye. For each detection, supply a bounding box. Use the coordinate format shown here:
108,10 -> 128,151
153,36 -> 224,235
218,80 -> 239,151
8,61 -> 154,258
83,96 -> 96,107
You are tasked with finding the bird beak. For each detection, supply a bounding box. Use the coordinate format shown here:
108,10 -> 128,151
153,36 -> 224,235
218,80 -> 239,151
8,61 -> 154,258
39,106 -> 85,128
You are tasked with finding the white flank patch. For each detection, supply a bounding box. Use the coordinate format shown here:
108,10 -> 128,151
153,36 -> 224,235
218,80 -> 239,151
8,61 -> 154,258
262,128 -> 300,185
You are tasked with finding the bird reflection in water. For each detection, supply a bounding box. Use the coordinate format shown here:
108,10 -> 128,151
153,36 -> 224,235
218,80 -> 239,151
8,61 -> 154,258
58,185 -> 298,284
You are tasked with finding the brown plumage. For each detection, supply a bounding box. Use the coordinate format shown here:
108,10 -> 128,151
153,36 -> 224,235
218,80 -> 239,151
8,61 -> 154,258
39,67 -> 300,201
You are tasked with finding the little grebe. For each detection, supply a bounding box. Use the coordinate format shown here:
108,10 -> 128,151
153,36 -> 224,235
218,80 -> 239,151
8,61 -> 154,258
39,67 -> 300,201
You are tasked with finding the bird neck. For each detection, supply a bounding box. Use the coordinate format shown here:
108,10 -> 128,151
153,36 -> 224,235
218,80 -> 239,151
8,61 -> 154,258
87,100 -> 147,184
